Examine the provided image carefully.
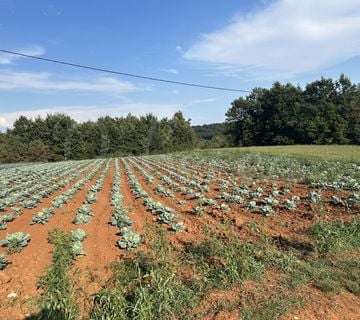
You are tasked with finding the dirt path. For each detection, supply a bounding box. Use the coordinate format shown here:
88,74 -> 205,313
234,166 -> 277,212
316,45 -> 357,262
74,160 -> 122,304
120,160 -> 156,236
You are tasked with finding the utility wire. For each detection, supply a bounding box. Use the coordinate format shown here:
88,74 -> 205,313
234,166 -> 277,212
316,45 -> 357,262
0,49 -> 250,93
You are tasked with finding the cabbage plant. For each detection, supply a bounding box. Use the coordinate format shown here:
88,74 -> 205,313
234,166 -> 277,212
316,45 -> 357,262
171,222 -> 186,232
71,228 -> 87,242
331,196 -> 344,206
346,193 -> 359,207
0,220 -> 7,230
86,191 -> 97,204
0,254 -> 10,270
157,211 -> 179,224
0,232 -> 31,253
260,205 -> 274,216
117,229 -> 143,250
307,191 -> 322,204
30,208 -> 54,225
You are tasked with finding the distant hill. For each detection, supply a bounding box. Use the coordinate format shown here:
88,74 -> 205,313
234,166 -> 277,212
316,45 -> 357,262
192,123 -> 226,141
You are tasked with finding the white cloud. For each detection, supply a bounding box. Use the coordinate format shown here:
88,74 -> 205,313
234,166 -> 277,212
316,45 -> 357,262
161,68 -> 179,74
0,117 -> 9,128
184,0 -> 360,78
0,70 -> 138,93
0,103 -> 181,130
0,45 -> 45,64
186,98 -> 217,106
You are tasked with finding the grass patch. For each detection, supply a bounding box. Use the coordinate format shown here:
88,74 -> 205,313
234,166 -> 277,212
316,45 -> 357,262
90,227 -> 197,320
260,223 -> 360,297
184,231 -> 266,288
35,229 -> 78,320
202,145 -> 360,163
309,218 -> 360,253
89,222 -> 360,319
241,290 -> 303,320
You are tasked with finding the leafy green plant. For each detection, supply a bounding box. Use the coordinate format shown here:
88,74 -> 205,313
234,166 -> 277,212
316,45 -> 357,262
86,191 -> 97,204
111,212 -> 133,228
260,205 -> 275,216
331,195 -> 344,206
0,232 -> 31,253
309,218 -> 360,253
77,204 -> 93,216
283,199 -> 297,210
157,211 -> 179,224
10,207 -> 23,216
0,217 -> 7,230
219,203 -> 230,211
247,200 -> 258,211
31,208 -> 55,225
22,199 -> 38,209
117,229 -> 143,250
37,229 -> 79,320
71,228 -> 87,242
346,193 -> 359,207
201,197 -> 217,206
0,254 -> 10,270
192,205 -> 205,216
307,191 -> 322,204
171,222 -> 186,232
73,214 -> 91,225
72,241 -> 86,256
73,204 -> 94,224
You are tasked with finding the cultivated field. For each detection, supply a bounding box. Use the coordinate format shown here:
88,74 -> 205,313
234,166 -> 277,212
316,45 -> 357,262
0,150 -> 359,319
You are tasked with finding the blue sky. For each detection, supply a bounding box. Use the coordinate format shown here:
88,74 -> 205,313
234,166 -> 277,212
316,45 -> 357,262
1,0 -> 360,130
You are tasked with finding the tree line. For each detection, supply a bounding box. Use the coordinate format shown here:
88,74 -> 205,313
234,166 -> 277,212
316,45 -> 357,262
1,74 -> 358,163
225,75 -> 360,146
0,111 -> 197,163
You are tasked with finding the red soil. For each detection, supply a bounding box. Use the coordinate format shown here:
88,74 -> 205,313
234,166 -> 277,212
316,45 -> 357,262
0,158 -> 358,320
0,162 -> 105,319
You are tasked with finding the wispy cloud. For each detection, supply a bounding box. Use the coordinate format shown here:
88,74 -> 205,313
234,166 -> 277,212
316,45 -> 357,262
160,68 -> 179,75
184,98 -> 217,108
0,70 -> 138,93
0,45 -> 45,64
186,98 -> 217,106
0,103 -> 181,130
184,0 -> 360,79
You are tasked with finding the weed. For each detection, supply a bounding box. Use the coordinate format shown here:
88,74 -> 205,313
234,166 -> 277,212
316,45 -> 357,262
36,229 -> 78,320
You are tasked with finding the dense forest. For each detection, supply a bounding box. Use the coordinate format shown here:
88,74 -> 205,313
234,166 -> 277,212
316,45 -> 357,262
226,75 -> 360,146
1,74 -> 359,163
0,111 -> 197,163
192,123 -> 229,148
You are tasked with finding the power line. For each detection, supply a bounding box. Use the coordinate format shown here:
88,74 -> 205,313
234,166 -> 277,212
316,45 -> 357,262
0,49 -> 250,93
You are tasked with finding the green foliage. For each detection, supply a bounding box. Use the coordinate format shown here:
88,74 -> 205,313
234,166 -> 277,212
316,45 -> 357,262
36,229 -> 79,320
71,228 -> 87,242
117,229 -> 143,250
0,254 -> 10,270
31,208 -> 55,225
226,75 -> 360,146
185,232 -> 266,288
90,227 -> 195,320
309,218 -> 360,253
192,123 -> 230,148
171,222 -> 186,232
241,293 -> 302,320
0,232 -> 30,254
0,111 -> 198,163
